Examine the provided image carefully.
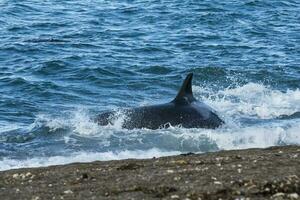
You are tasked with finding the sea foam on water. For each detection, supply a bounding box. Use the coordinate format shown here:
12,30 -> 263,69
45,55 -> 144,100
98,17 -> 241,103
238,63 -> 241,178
0,82 -> 299,170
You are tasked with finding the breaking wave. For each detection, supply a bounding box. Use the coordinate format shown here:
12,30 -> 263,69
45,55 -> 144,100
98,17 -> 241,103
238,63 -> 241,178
1,82 -> 299,170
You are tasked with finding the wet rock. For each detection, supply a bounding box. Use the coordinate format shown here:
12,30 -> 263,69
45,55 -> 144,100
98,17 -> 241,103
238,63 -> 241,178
81,173 -> 88,179
180,152 -> 195,156
116,163 -> 141,170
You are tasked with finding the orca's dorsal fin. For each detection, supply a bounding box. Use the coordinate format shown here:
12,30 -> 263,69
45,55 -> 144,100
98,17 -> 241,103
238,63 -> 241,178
173,73 -> 196,103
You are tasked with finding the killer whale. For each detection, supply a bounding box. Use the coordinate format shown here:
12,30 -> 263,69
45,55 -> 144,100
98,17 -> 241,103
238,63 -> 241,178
96,73 -> 224,129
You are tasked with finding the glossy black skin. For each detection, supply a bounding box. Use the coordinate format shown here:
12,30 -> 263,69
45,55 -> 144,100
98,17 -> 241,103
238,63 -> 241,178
96,100 -> 223,129
96,73 -> 224,129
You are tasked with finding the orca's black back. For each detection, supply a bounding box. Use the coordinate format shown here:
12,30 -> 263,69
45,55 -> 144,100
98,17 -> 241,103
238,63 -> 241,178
96,73 -> 224,129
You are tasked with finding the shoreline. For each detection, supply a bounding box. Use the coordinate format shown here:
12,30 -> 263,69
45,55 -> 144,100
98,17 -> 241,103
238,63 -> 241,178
1,146 -> 299,200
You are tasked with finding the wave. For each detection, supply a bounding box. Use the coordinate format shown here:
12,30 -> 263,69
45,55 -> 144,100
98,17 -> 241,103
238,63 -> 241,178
195,82 -> 300,119
0,82 -> 299,170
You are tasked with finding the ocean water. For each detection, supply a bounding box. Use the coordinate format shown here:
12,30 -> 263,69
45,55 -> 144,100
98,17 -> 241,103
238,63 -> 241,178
0,0 -> 299,171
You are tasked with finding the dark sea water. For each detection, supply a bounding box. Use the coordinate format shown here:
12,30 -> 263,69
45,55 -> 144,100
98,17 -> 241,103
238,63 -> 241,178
0,0 -> 300,170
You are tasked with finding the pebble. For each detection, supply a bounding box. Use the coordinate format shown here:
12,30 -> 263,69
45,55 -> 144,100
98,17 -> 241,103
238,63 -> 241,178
215,157 -> 222,161
174,160 -> 188,165
272,193 -> 285,198
167,169 -> 174,173
280,183 -> 285,188
247,184 -> 257,190
20,174 -> 26,179
292,154 -> 298,158
194,167 -> 201,171
13,173 -> 27,180
288,193 -> 299,199
171,195 -> 180,199
12,174 -> 19,179
26,172 -> 32,177
202,167 -> 209,171
63,190 -> 73,194
214,181 -> 222,185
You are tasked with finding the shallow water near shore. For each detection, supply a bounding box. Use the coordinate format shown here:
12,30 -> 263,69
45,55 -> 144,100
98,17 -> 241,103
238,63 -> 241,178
0,0 -> 300,171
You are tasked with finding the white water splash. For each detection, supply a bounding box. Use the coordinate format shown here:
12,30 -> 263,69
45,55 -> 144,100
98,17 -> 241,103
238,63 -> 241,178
106,109 -> 128,129
194,83 -> 300,119
2,82 -> 299,171
35,108 -> 103,136
33,83 -> 300,151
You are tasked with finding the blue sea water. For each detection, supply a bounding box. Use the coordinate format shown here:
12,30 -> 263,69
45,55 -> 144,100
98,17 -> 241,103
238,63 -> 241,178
0,0 -> 300,170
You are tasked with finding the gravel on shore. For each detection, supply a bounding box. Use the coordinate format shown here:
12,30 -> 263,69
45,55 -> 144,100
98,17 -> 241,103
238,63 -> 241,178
0,145 -> 299,200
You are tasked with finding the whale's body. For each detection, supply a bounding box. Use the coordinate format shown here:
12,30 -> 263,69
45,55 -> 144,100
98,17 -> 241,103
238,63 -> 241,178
96,73 -> 224,129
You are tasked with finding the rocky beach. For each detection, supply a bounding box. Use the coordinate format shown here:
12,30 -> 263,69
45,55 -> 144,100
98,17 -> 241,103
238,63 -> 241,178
0,145 -> 299,200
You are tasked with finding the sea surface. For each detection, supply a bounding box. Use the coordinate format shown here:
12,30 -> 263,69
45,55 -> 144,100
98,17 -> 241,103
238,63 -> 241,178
0,0 -> 300,171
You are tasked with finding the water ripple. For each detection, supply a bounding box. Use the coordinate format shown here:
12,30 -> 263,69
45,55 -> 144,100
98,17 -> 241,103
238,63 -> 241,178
0,0 -> 299,169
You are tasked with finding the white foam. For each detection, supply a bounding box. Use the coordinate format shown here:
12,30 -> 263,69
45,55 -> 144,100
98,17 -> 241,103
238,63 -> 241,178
35,108 -> 109,136
106,109 -> 128,129
211,120 -> 300,150
0,148 -> 180,171
71,109 -> 100,136
32,83 -> 300,151
3,82 -> 299,171
34,82 -> 300,137
0,124 -> 21,134
194,83 -> 300,119
151,119 -> 300,150
1,119 -> 299,171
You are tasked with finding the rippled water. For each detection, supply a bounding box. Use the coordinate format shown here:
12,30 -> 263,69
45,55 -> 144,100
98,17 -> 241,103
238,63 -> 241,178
0,0 -> 300,170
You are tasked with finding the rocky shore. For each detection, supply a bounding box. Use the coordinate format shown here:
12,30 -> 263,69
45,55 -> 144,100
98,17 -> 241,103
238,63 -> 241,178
0,146 -> 299,200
